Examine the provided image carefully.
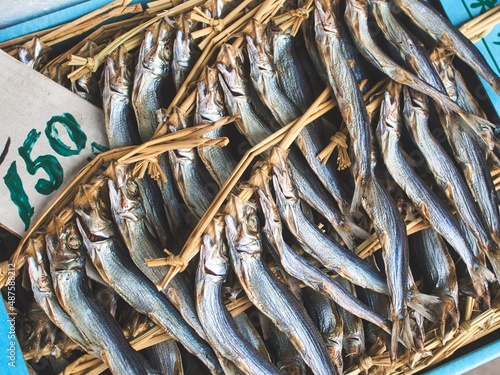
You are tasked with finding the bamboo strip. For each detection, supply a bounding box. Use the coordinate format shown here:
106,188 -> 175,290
146,0 -> 183,14
0,25 -> 57,51
155,90 -> 337,288
47,4 -> 144,47
68,0 -> 207,82
63,326 -> 171,375
42,1 -> 134,44
41,15 -> 149,73
459,4 -> 500,42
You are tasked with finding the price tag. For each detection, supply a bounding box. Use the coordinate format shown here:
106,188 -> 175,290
0,50 -> 108,236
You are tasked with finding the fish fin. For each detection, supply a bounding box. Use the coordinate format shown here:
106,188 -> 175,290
407,291 -> 442,322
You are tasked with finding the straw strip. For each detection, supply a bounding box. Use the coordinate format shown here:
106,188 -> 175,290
271,0 -> 314,36
159,1 -> 269,120
42,1 -> 133,44
459,4 -> 500,42
64,326 -> 171,375
68,0 -> 207,82
0,25 -> 58,51
41,15 -> 149,73
316,130 -> 351,169
193,0 -> 258,49
155,88 -> 336,288
45,4 -> 144,47
1,116 -> 236,289
146,0 -> 182,14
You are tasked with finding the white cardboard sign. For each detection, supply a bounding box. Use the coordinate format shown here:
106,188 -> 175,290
0,50 -> 108,236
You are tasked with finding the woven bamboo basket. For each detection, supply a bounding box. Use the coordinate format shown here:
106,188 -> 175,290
1,1 -> 500,374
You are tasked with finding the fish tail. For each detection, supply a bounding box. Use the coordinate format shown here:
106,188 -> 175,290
407,291 -> 442,323
439,294 -> 460,338
390,313 -> 414,362
469,263 -> 494,307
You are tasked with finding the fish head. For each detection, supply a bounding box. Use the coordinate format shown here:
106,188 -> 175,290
196,66 -> 224,123
26,237 -> 52,294
402,87 -> 428,131
74,181 -> 114,239
142,19 -> 172,76
376,90 -> 403,150
225,195 -> 262,255
201,216 -> 229,277
173,14 -> 196,66
269,147 -> 298,205
429,48 -> 457,100
314,0 -> 341,36
18,304 -> 58,362
216,43 -> 247,97
104,46 -> 133,96
257,189 -> 281,240
47,222 -> 86,272
18,36 -> 49,69
246,21 -> 274,76
108,163 -> 145,222
71,41 -> 99,101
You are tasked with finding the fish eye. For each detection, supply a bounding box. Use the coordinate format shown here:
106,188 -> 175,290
67,234 -> 81,250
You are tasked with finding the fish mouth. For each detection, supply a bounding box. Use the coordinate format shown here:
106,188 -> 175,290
50,253 -> 82,271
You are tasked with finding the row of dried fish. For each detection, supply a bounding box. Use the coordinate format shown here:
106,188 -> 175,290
14,0 -> 500,374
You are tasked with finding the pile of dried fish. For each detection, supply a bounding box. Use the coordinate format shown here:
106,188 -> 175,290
3,0 -> 500,374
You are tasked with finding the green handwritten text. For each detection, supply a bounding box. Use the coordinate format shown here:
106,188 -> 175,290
45,113 -> 87,157
4,161 -> 34,231
18,129 -> 64,195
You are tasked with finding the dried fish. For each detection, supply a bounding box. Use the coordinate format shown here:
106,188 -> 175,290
101,45 -> 141,148
371,0 -> 446,92
302,288 -> 343,374
270,148 -> 388,294
26,237 -> 92,355
195,66 -> 237,187
403,87 -> 498,273
144,340 -> 184,375
376,89 -> 495,303
75,182 -> 222,375
393,0 -> 500,95
196,216 -> 279,374
258,187 -> 391,333
412,228 -> 460,334
132,19 -> 173,142
46,221 -> 158,375
247,21 -> 350,213
225,195 -> 336,375
172,14 -> 199,91
107,164 -> 209,342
